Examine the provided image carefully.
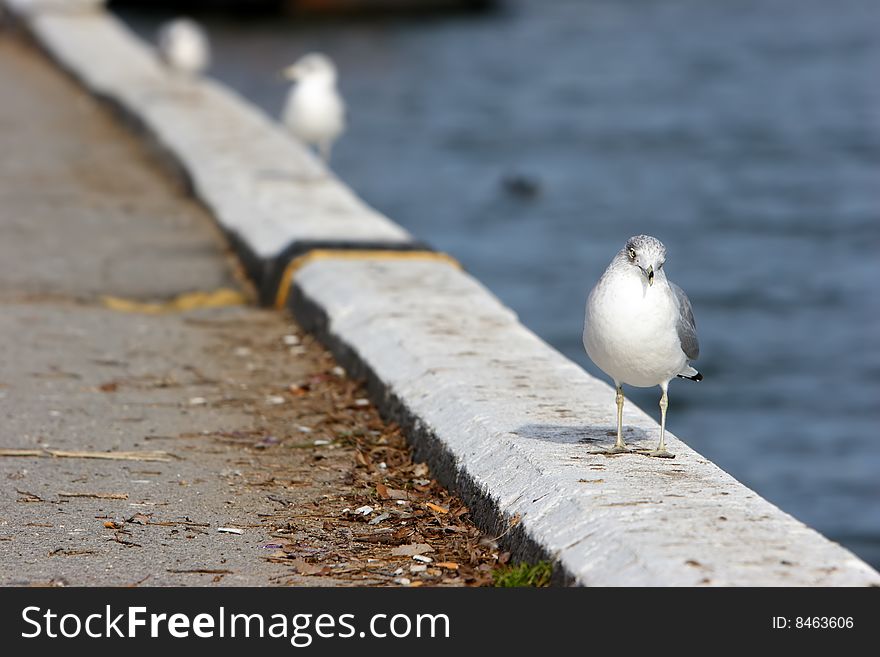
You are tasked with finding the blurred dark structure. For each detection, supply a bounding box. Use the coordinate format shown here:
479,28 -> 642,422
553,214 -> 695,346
109,0 -> 497,15
501,173 -> 542,200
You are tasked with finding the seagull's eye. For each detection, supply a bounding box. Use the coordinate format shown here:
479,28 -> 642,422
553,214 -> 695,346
628,248 -> 636,260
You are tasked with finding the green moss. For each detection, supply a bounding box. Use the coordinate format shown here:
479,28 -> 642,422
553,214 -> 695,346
492,561 -> 553,587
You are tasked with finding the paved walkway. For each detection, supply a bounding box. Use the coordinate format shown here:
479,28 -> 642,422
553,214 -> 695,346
0,33 -> 495,586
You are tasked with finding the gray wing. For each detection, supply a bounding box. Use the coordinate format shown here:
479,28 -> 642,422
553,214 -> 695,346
670,282 -> 700,360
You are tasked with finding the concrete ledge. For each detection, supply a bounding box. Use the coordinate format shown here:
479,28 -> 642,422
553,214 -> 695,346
8,0 -> 879,585
290,259 -> 880,586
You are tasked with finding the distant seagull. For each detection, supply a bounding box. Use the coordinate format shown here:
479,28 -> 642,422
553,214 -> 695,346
583,235 -> 702,458
158,18 -> 210,77
282,53 -> 346,164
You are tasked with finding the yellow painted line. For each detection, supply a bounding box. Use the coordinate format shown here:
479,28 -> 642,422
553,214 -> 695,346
274,249 -> 461,309
102,288 -> 247,314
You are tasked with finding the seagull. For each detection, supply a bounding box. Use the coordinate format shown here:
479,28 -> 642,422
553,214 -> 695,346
281,53 -> 346,164
157,18 -> 210,78
583,235 -> 702,458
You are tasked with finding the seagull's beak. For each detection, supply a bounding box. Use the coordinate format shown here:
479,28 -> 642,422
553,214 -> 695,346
281,65 -> 299,81
646,265 -> 654,286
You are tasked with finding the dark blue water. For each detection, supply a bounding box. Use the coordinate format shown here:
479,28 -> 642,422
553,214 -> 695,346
119,0 -> 880,567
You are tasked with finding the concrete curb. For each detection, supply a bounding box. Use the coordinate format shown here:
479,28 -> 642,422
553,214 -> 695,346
289,259 -> 880,586
8,0 -> 879,585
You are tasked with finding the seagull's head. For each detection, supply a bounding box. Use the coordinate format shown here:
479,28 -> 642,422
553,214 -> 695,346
623,235 -> 666,286
282,53 -> 338,84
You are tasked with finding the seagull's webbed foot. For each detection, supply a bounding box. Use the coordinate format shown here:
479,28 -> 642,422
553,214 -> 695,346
646,447 -> 675,459
254,169 -> 330,185
289,171 -> 330,185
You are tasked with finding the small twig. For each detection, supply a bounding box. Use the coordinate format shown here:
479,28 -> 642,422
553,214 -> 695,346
492,513 -> 522,542
125,574 -> 152,587
0,448 -> 174,462
16,490 -> 47,503
111,533 -> 142,548
59,491 -> 128,500
48,548 -> 96,557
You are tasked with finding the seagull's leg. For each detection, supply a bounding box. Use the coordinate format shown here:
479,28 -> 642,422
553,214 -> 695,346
318,140 -> 332,165
648,382 -> 675,459
285,144 -> 329,183
607,384 -> 629,453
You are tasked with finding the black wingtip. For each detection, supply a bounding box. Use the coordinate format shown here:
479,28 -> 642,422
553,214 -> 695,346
677,372 -> 703,382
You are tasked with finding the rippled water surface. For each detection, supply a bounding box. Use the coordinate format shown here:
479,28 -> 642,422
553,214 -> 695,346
120,0 -> 880,567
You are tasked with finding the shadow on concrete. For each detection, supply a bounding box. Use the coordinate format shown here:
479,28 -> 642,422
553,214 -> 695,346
512,423 -> 653,451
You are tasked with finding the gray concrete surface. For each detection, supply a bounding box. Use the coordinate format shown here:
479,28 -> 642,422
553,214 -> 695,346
1,303 -> 322,586
0,33 -> 306,586
0,32 -> 238,301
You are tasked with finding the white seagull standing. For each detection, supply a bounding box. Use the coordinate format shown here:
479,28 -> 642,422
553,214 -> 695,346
281,53 -> 346,164
158,18 -> 210,77
583,235 -> 702,458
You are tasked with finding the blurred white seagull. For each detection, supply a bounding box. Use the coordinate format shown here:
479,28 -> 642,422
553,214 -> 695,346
158,18 -> 210,77
282,53 -> 346,164
583,235 -> 702,459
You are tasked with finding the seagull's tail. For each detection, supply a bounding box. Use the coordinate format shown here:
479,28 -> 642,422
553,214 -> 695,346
677,365 -> 703,382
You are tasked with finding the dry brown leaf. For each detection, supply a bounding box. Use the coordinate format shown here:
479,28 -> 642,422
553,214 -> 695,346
16,490 -> 45,502
435,562 -> 459,570
126,513 -> 152,524
376,483 -> 390,499
289,558 -> 325,576
390,543 -> 434,557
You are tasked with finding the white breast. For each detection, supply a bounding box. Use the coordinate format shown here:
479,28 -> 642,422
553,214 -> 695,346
583,267 -> 687,387
282,80 -> 345,145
